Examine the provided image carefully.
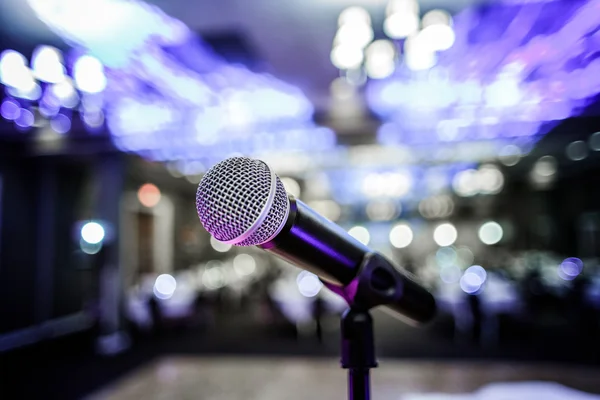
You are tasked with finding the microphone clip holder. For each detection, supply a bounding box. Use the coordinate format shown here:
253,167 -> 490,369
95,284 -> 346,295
324,252 -> 408,400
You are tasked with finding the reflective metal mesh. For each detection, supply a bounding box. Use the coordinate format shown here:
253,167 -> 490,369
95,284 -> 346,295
196,157 -> 289,246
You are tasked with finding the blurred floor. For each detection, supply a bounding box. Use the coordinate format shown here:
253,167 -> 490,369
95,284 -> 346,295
89,357 -> 600,400
3,308 -> 600,399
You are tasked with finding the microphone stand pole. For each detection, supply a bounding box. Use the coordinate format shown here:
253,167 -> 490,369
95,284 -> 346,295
341,307 -> 377,400
325,252 -> 435,400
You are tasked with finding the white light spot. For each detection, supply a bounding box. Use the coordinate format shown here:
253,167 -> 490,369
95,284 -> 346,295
499,144 -> 522,166
233,254 -> 256,276
331,45 -> 364,70
31,45 -> 65,83
0,50 -> 35,91
348,226 -> 370,245
153,274 -> 177,300
418,24 -> 455,52
51,79 -> 79,108
478,165 -> 504,194
296,271 -> 323,297
74,55 -> 106,93
384,13 -> 419,39
338,6 -> 371,26
389,223 -> 413,249
210,236 -> 231,253
365,40 -> 396,79
362,171 -> 412,198
404,34 -> 437,71
452,169 -> 479,197
335,22 -> 373,49
280,177 -> 301,198
478,221 -> 503,245
433,223 -> 457,247
81,222 -> 105,244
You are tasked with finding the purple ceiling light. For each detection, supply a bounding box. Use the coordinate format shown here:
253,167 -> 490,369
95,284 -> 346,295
367,0 -> 600,147
23,0 -> 325,164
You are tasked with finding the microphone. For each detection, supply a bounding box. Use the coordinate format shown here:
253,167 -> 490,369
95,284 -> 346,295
196,157 -> 436,325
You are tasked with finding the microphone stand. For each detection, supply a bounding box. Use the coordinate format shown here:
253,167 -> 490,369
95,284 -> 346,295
341,307 -> 377,400
324,252 -> 411,400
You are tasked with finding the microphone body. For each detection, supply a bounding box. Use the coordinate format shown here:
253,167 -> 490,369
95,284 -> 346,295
196,157 -> 436,325
261,198 -> 367,285
261,197 -> 436,325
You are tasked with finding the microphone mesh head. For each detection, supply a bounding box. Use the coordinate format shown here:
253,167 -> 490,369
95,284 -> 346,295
196,157 -> 289,246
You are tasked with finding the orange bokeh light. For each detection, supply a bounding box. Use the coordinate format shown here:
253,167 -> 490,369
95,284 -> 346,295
138,183 -> 161,207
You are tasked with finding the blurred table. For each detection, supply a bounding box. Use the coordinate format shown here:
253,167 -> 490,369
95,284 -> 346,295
88,357 -> 600,400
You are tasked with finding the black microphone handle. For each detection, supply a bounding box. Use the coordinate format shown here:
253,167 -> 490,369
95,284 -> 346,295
260,197 -> 436,324
260,197 -> 368,285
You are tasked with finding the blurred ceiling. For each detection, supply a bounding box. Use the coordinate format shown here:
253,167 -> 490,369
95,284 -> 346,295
148,0 -> 490,107
0,0 -> 492,107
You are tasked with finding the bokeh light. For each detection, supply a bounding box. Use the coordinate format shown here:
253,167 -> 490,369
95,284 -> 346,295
210,236 -> 232,253
533,156 -> 558,177
80,239 -> 102,255
0,99 -> 20,120
559,257 -> 583,280
365,40 -> 396,79
440,264 -> 461,284
460,265 -> 487,294
14,108 -> 34,129
531,156 -> 558,187
384,12 -> 419,39
499,145 -> 522,166
366,200 -> 398,221
50,114 -> 71,134
433,223 -> 457,247
566,141 -> 588,161
478,221 -> 503,245
280,177 -> 301,198
330,45 -> 364,70
51,79 -> 79,108
338,7 -> 371,27
335,22 -> 373,49
153,274 -> 177,300
589,132 -> 600,151
203,263 -> 226,289
31,45 -> 65,83
73,55 -> 106,93
389,223 -> 413,249
0,50 -> 34,91
436,247 -> 457,267
296,271 -> 323,297
419,10 -> 455,52
233,254 -> 256,276
138,183 -> 161,208
404,35 -> 437,71
81,222 -> 105,245
348,225 -> 370,245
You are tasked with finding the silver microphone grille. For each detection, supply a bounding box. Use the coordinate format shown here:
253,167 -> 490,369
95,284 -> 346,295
196,157 -> 290,246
